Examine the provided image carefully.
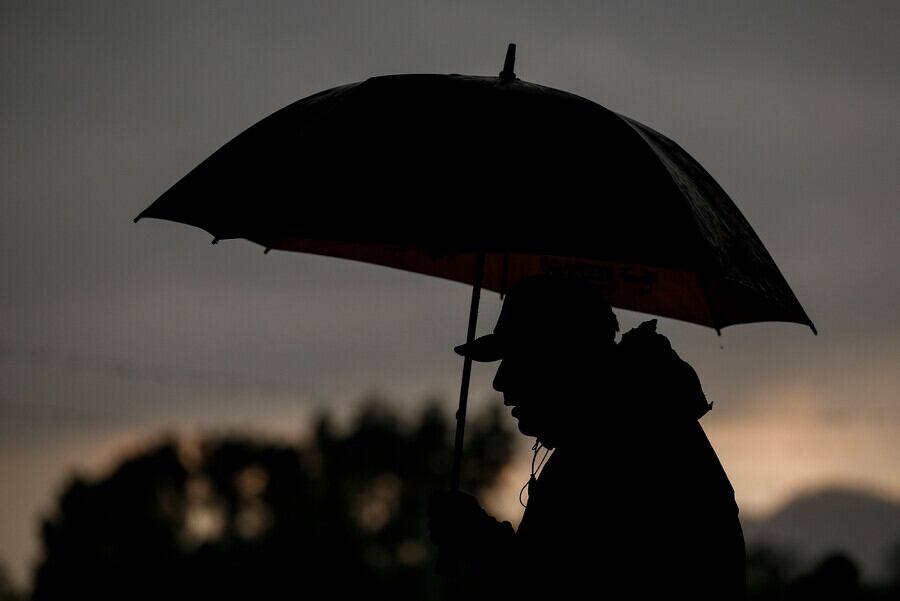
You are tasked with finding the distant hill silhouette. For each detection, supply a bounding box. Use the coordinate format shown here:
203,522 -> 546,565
742,487 -> 900,583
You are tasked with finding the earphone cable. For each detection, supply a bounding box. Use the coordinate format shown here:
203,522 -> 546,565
519,440 -> 551,508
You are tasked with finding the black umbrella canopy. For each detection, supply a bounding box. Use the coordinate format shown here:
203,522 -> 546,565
136,49 -> 815,334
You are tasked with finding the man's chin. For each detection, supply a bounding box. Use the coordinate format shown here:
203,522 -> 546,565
516,420 -> 539,437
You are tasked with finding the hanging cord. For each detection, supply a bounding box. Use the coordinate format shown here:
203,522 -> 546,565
519,440 -> 551,508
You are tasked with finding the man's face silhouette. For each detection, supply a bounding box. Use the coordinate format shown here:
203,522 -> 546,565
453,274 -> 619,446
491,340 -> 576,445
493,349 -> 539,437
490,332 -> 617,448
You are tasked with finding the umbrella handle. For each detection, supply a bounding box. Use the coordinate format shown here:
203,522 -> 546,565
438,250 -> 486,578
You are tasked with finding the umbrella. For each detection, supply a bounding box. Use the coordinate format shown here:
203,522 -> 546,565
135,44 -> 815,494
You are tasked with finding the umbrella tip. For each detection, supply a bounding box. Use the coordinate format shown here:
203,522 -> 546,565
211,237 -> 219,245
499,43 -> 517,82
264,247 -> 272,254
133,214 -> 142,223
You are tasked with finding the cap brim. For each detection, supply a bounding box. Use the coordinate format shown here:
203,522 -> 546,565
453,333 -> 504,362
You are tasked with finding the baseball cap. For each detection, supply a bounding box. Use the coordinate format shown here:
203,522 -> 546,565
453,273 -> 619,362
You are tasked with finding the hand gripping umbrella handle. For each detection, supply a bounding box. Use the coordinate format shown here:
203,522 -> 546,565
437,250 -> 486,578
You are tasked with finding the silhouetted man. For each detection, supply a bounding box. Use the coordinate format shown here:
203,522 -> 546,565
429,274 -> 747,599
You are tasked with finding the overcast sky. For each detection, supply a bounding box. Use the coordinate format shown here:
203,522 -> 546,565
1,0 -> 898,586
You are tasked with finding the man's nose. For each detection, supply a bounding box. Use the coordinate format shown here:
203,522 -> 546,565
492,361 -> 505,393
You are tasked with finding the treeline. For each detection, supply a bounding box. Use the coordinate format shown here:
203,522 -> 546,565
16,398 -> 512,601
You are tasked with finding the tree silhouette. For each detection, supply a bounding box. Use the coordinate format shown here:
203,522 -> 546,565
31,398 -> 513,600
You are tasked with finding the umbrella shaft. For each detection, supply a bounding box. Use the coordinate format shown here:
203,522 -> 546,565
450,251 -> 486,492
